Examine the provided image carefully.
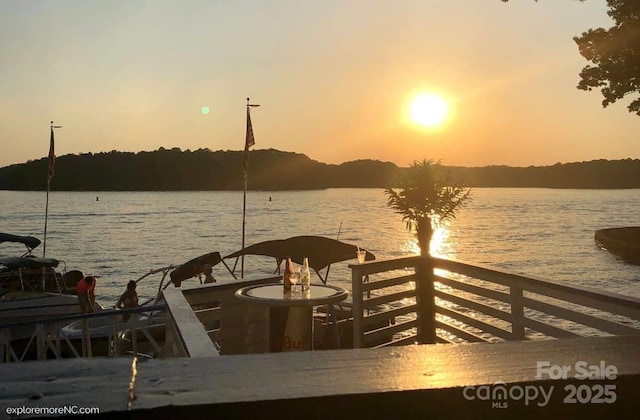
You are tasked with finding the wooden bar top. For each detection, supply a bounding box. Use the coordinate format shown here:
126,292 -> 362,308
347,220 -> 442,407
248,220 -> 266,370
236,283 -> 348,307
1,336 -> 639,419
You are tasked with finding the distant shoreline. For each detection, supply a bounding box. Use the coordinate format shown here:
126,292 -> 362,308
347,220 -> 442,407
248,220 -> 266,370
1,148 -> 639,191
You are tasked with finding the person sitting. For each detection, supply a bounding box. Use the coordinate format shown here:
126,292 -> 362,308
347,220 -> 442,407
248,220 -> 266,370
116,280 -> 139,321
76,275 -> 96,313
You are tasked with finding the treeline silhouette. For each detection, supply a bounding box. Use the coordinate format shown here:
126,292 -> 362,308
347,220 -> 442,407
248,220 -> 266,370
0,148 -> 397,191
0,148 -> 639,191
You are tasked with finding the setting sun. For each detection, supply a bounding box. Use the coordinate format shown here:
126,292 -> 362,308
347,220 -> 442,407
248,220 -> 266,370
409,93 -> 449,128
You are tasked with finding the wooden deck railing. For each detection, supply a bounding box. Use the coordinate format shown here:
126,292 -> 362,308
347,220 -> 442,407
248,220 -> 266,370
14,256 -> 637,361
350,255 -> 640,348
163,276 -> 279,357
0,304 -> 166,362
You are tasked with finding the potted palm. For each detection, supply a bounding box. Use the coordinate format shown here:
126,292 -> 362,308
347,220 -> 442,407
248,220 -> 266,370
384,159 -> 471,256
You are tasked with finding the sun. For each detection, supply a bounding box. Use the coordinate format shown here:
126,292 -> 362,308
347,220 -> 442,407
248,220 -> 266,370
409,93 -> 449,128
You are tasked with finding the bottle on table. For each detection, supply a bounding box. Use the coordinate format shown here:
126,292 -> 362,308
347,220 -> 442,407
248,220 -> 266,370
284,257 -> 293,291
301,257 -> 311,291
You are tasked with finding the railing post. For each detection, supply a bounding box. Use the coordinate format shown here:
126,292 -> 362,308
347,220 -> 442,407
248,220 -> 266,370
1,328 -> 8,363
130,314 -> 139,356
510,284 -> 526,340
415,256 -> 436,344
110,314 -> 119,357
81,318 -> 92,357
36,323 -> 46,360
54,322 -> 61,359
351,265 -> 364,349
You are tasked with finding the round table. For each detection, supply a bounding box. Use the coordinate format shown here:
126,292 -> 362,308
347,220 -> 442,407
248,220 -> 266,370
236,283 -> 348,352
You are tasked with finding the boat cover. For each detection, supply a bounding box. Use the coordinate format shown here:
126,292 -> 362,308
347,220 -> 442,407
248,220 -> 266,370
0,233 -> 41,251
169,251 -> 224,287
0,256 -> 60,270
224,235 -> 375,272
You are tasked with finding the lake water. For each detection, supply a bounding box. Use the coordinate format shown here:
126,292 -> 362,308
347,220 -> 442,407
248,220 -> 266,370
1,188 -> 639,306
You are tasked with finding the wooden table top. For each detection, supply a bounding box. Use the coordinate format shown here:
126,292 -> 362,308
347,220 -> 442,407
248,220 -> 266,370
235,283 -> 348,307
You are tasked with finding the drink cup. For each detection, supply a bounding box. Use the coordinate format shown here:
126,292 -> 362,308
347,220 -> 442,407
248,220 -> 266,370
357,250 -> 367,264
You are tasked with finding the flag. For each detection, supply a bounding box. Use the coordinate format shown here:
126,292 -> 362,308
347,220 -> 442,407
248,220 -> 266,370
48,128 -> 55,181
245,107 -> 255,150
243,108 -> 255,177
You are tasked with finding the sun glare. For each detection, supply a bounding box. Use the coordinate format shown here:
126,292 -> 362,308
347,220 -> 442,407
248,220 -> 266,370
409,93 -> 448,128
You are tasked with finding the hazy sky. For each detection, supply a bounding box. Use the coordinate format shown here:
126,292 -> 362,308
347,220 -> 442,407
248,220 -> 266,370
1,0 -> 637,168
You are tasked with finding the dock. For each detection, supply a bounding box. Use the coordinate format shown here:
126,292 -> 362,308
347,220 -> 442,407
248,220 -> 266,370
2,254 -> 640,418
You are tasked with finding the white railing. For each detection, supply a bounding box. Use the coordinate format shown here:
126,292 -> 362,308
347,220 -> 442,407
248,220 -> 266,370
0,305 -> 166,362
350,256 -> 640,348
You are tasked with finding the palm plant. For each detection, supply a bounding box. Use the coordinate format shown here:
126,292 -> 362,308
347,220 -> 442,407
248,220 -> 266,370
384,159 -> 472,256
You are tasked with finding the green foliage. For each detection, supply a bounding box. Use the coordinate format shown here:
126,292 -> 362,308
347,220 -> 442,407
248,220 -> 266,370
574,0 -> 640,115
384,160 -> 471,255
503,0 -> 638,115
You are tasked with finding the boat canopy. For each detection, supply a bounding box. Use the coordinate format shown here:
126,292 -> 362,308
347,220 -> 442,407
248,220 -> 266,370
0,256 -> 60,270
169,251 -> 235,287
224,235 -> 375,281
0,233 -> 41,252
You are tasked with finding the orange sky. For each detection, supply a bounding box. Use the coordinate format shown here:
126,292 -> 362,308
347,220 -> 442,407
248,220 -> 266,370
1,0 -> 637,169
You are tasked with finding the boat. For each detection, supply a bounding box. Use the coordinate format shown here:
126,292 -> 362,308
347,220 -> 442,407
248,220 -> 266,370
1,233 -> 90,353
0,233 -> 80,294
59,252 -> 235,358
595,227 -> 640,265
224,235 -> 375,283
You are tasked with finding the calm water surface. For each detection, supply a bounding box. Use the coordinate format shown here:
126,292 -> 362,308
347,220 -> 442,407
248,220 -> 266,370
1,188 -> 639,306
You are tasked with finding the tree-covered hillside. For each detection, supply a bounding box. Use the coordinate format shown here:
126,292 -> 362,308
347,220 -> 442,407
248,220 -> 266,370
0,148 -> 400,191
0,148 -> 639,191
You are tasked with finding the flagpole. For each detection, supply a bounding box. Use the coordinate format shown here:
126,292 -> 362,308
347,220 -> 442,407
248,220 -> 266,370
242,98 -> 259,278
44,121 -> 61,258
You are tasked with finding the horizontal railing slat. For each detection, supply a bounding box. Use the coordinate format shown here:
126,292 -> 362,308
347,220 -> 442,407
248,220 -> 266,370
523,297 -> 640,336
364,319 -> 418,345
361,274 -> 416,293
522,317 -> 580,339
373,334 -> 417,348
437,306 -> 513,341
522,284 -> 640,322
362,289 -> 416,309
433,257 -> 640,320
363,304 -> 418,328
435,320 -> 489,343
435,274 -> 511,304
349,256 -> 421,276
434,289 -> 513,324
